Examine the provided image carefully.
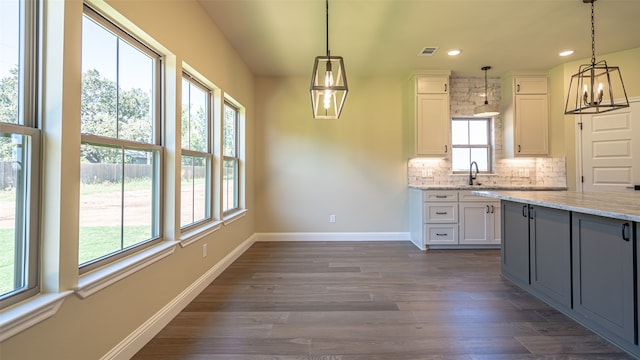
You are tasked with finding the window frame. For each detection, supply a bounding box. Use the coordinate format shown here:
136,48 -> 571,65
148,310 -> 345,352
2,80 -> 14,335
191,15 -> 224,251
180,72 -> 214,230
222,100 -> 240,215
78,5 -> 163,274
0,0 -> 42,309
451,117 -> 492,173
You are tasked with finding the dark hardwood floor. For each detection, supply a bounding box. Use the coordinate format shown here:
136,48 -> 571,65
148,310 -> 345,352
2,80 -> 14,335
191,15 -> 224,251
132,241 -> 635,359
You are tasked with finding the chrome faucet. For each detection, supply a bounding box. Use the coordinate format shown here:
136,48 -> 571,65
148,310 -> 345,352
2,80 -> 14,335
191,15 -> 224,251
469,161 -> 479,185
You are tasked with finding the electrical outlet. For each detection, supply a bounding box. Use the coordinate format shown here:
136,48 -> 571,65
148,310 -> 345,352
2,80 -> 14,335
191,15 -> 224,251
427,169 -> 433,178
421,169 -> 427,178
329,214 -> 336,223
524,169 -> 530,177
202,244 -> 207,258
518,169 -> 524,177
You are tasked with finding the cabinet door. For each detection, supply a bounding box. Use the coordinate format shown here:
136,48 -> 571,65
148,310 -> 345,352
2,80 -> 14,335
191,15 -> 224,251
514,94 -> 548,155
416,94 -> 450,156
501,201 -> 530,285
572,213 -> 634,345
529,206 -> 571,310
515,76 -> 547,94
416,76 -> 448,94
459,202 -> 497,245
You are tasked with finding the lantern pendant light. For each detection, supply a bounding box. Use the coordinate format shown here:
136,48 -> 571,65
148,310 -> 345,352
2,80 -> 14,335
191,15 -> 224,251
310,0 -> 348,119
473,66 -> 500,117
564,0 -> 628,115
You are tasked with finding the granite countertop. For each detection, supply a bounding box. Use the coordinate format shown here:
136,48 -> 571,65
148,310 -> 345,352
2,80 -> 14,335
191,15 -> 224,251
409,185 -> 567,191
472,190 -> 640,222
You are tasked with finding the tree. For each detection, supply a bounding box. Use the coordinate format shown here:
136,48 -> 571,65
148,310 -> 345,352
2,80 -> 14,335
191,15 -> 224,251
80,69 -> 152,163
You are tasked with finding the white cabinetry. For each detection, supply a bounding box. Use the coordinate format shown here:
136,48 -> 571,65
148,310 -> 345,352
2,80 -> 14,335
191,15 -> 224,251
459,191 -> 501,245
413,72 -> 451,156
502,74 -> 549,157
409,189 -> 501,249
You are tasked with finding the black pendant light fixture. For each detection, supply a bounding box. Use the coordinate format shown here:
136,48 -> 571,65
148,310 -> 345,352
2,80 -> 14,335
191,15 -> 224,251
310,0 -> 348,119
473,66 -> 500,117
564,0 -> 628,115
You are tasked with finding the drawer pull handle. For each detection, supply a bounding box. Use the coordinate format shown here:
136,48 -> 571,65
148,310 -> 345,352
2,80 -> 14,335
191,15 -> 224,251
435,211 -> 448,215
491,205 -> 495,214
436,233 -> 448,236
522,205 -> 527,218
486,205 -> 490,213
435,195 -> 448,198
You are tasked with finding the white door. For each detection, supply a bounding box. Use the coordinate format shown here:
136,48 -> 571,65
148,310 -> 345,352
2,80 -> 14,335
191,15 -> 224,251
580,99 -> 640,192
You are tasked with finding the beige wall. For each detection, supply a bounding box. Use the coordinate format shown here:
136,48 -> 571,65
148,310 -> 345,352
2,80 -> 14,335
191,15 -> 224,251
255,76 -> 411,233
550,47 -> 640,190
0,0 -> 255,359
3,0 -> 640,357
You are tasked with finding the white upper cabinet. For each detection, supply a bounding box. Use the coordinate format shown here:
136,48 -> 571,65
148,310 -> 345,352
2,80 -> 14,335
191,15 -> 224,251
412,72 -> 451,156
502,73 -> 550,157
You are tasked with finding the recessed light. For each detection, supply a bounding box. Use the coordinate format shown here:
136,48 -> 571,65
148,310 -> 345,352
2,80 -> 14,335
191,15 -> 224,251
447,49 -> 462,56
559,50 -> 574,57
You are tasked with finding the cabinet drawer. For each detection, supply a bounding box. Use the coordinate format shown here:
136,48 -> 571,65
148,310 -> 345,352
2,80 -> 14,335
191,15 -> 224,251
425,203 -> 458,223
459,190 -> 499,202
425,224 -> 458,245
424,191 -> 458,202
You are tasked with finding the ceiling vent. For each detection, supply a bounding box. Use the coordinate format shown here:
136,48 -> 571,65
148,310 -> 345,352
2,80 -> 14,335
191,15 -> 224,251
418,46 -> 439,56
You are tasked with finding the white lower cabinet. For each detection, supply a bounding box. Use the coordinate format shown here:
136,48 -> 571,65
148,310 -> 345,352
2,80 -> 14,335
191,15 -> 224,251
409,189 -> 501,249
459,202 -> 501,245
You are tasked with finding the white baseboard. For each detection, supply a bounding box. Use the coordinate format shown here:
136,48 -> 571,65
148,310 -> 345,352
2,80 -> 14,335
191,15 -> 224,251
255,232 -> 411,242
100,234 -> 257,360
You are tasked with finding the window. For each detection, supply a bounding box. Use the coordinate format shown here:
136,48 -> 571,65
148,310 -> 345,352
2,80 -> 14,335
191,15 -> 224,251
451,117 -> 491,172
180,74 -> 213,228
222,102 -> 239,214
79,6 -> 162,271
0,0 -> 40,308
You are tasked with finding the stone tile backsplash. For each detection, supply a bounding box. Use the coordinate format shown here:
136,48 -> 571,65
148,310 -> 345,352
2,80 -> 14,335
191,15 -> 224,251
407,157 -> 567,188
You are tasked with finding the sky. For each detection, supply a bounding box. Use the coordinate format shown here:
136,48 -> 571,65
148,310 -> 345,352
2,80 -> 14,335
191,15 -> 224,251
0,0 -> 19,78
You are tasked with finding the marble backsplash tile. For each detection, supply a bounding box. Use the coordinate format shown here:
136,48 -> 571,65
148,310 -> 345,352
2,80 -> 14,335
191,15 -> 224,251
408,157 -> 567,188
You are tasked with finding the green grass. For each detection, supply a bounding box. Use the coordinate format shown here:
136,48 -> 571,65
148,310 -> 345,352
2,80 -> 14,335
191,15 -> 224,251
1,226 -> 151,295
78,225 -> 153,265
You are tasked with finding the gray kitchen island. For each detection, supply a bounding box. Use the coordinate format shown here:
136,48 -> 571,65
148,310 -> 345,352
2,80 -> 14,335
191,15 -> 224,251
473,190 -> 640,359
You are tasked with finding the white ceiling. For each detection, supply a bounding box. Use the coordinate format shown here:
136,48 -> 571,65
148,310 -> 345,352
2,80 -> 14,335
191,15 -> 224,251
197,0 -> 640,77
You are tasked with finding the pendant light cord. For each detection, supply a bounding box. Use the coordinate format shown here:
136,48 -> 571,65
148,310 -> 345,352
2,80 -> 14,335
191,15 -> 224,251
590,0 -> 596,66
325,0 -> 330,58
484,69 -> 489,105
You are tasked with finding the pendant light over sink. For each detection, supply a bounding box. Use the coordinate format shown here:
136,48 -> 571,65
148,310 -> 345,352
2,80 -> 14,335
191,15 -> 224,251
473,66 -> 500,117
564,0 -> 628,115
310,0 -> 348,119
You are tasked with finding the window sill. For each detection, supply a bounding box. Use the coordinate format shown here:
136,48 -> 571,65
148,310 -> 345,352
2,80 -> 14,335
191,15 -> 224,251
223,208 -> 247,226
75,241 -> 176,299
0,291 -> 73,342
179,220 -> 223,247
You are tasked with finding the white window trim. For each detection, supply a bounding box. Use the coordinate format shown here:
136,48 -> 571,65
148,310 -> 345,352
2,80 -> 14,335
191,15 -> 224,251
179,220 -> 222,247
0,291 -> 72,342
223,208 -> 248,226
75,241 -> 176,298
